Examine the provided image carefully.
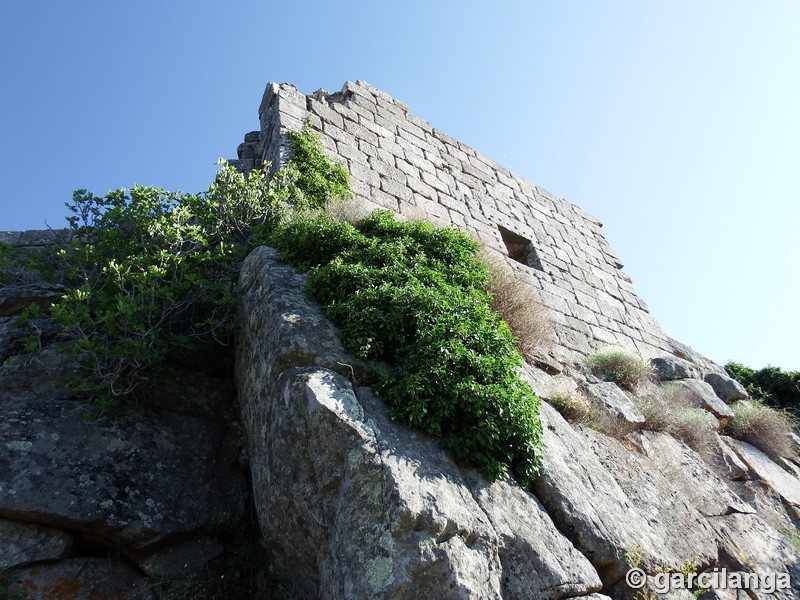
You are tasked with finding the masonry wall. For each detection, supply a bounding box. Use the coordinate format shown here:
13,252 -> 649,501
231,81 -> 696,368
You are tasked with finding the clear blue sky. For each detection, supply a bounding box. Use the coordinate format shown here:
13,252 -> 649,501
1,2 -> 797,371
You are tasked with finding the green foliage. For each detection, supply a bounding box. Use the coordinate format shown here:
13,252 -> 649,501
0,242 -> 16,284
36,127 -> 345,405
270,209 -> 543,485
285,125 -> 351,207
588,346 -> 653,390
0,569 -> 25,600
725,361 -> 800,413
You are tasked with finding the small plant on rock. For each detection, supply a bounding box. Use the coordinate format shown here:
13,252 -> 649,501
588,346 -> 653,390
633,383 -> 718,455
722,399 -> 796,461
548,387 -> 591,422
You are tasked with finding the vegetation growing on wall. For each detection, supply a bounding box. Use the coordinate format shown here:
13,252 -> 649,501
269,210 -> 544,484
3,127 -> 543,484
8,127 -> 347,406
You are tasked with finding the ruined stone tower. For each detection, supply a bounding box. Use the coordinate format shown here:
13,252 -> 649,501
229,80 -> 711,371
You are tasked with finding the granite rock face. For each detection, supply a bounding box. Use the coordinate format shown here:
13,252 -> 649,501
584,381 -> 645,424
704,372 -> 749,403
236,245 -> 603,599
666,379 -> 735,420
0,360 -> 246,549
649,355 -> 701,381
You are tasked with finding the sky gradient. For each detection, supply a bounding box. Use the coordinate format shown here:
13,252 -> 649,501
1,1 -> 797,370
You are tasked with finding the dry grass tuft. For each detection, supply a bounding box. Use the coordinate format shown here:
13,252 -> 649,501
549,388 -> 591,422
323,196 -> 373,225
580,404 -> 641,439
633,383 -> 718,455
722,400 -> 796,461
481,250 -> 554,362
588,346 -> 653,391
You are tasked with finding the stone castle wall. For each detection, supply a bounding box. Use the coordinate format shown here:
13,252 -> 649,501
231,81 -> 693,368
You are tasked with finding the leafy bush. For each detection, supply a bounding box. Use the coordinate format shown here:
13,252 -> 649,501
588,346 -> 653,390
285,126 -> 351,206
0,242 -> 16,283
27,128 -> 348,406
270,209 -> 544,484
725,361 -> 800,413
481,250 -> 554,362
722,400 -> 796,460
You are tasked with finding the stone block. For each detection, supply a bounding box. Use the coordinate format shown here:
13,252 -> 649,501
704,372 -> 748,403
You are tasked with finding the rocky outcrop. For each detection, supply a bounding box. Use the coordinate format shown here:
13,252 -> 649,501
235,244 -> 800,599
666,379 -> 735,420
0,271 -> 254,597
649,355 -> 700,381
0,354 -> 246,549
584,382 -> 645,424
236,246 -> 603,599
704,372 -> 748,403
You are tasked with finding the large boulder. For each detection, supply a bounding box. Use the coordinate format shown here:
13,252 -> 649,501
0,354 -> 247,549
664,379 -> 735,420
236,246 -> 602,599
530,402 -> 718,589
649,355 -> 700,381
704,372 -> 748,403
724,438 -> 800,516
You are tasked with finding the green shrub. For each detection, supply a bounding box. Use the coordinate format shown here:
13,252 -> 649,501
30,127 -> 347,406
722,400 -> 796,460
270,209 -> 543,484
285,125 -> 351,206
725,361 -> 800,413
588,346 -> 653,390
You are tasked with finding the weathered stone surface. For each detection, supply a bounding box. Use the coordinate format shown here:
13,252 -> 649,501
584,382 -> 645,424
239,365 -> 601,599
704,372 -> 748,403
465,472 -> 602,598
532,402 -> 715,588
140,535 -> 225,577
236,246 -> 370,383
236,250 -> 602,598
629,430 -> 752,518
724,438 -> 800,509
8,557 -> 154,600
664,379 -> 735,419
517,362 -> 556,399
0,349 -> 81,399
713,435 -> 750,481
649,355 -> 700,381
0,519 -> 72,568
0,365 -> 246,548
0,282 -> 63,316
710,513 -> 800,600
